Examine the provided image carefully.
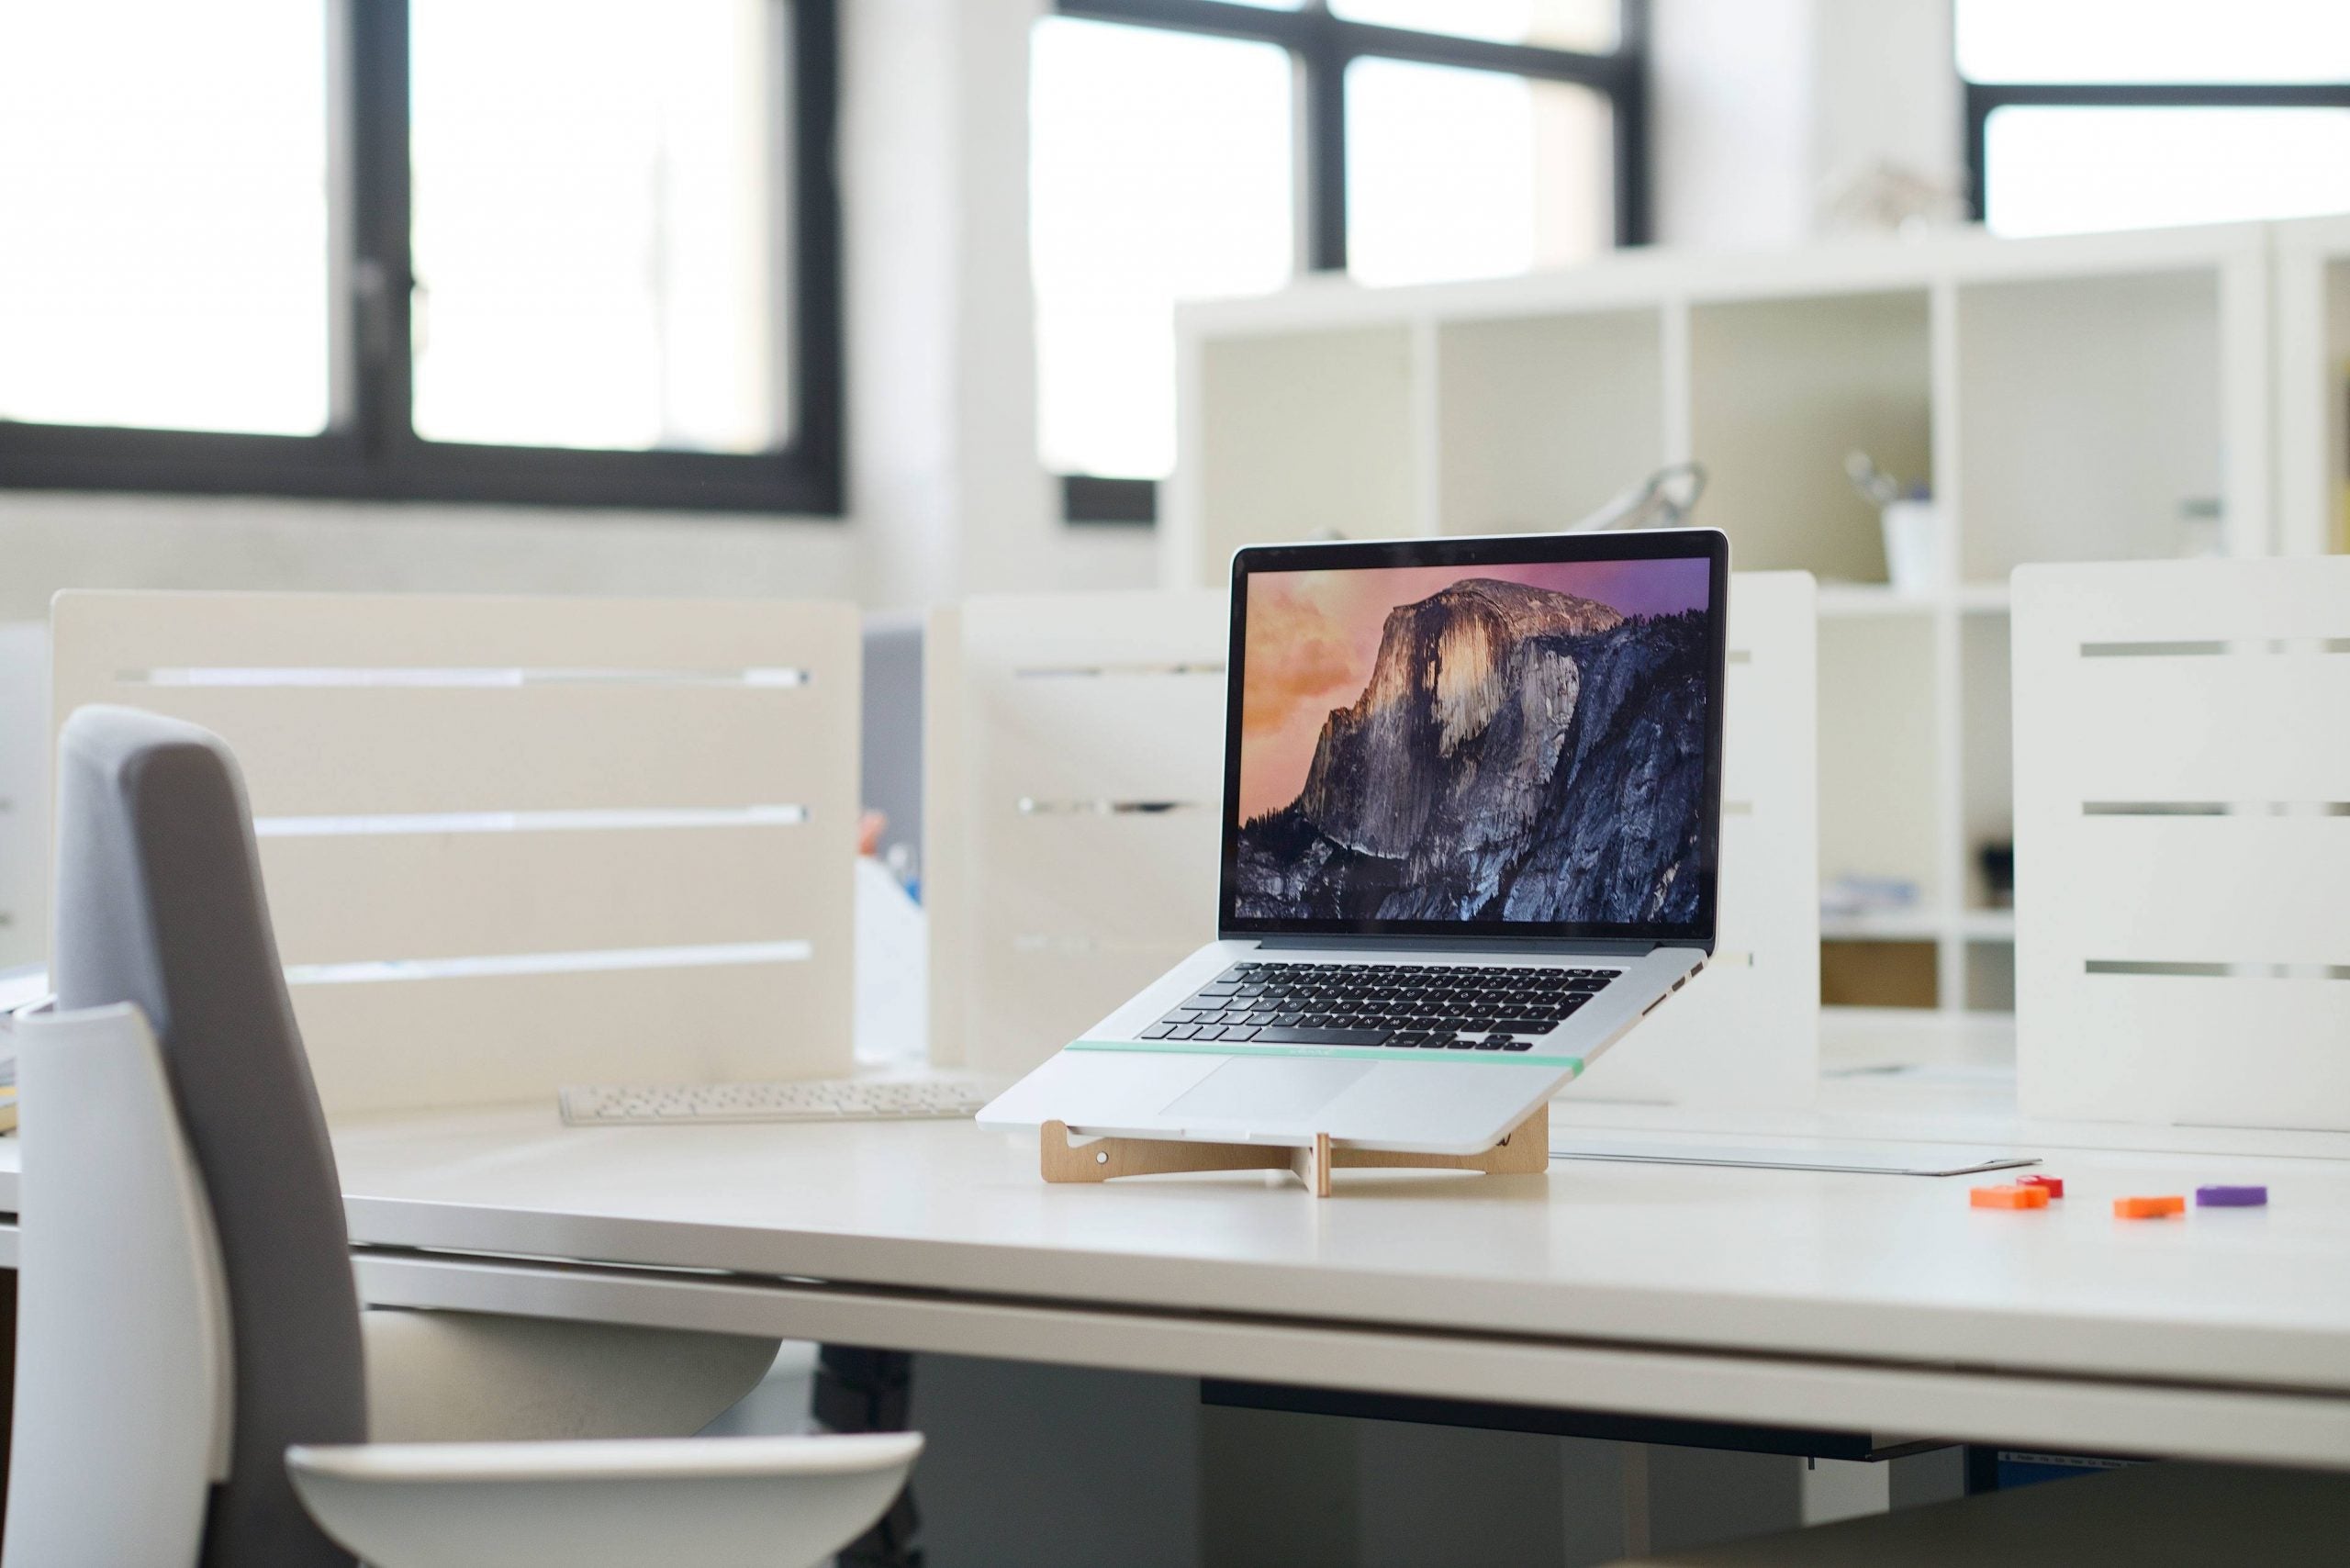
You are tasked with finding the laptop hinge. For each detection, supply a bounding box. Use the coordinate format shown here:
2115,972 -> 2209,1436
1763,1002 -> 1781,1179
1232,933 -> 1710,958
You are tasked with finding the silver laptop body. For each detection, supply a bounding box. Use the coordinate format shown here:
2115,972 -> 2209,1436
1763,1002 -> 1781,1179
979,529 -> 1729,1157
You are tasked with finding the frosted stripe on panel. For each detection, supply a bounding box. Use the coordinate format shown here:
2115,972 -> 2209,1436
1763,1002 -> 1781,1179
1015,798 -> 1208,816
2087,960 -> 2350,980
285,939 -> 811,986
255,804 -> 809,837
122,666 -> 811,689
1013,662 -> 1225,679
2083,802 -> 2350,816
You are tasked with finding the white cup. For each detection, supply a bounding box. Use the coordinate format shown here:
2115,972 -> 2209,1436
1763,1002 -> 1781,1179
1880,499 -> 1942,594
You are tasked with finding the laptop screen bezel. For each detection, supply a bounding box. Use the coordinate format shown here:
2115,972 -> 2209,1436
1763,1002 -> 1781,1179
1215,529 -> 1730,947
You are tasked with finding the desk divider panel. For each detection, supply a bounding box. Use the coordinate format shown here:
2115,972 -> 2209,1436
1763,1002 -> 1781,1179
2014,558 -> 2350,1127
926,591 -> 1228,1076
50,592 -> 860,1114
0,624 -> 49,969
1572,572 -> 1820,1107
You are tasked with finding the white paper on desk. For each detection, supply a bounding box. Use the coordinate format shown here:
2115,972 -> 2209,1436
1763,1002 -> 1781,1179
1550,1136 -> 2038,1178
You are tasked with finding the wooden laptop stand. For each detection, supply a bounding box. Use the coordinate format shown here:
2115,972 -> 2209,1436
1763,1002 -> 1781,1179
1039,1103 -> 1549,1198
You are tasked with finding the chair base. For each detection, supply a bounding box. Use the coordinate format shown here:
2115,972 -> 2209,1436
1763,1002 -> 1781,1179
1039,1104 -> 1549,1197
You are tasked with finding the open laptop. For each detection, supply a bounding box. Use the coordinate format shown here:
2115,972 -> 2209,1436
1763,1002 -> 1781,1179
978,529 -> 1729,1157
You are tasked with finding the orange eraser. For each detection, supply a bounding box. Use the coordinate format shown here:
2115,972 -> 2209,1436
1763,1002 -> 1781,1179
1972,1184 -> 2050,1209
2112,1194 -> 2186,1219
2018,1174 -> 2065,1198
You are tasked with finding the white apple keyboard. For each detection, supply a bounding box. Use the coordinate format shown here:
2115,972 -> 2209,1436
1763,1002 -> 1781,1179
559,1077 -> 993,1126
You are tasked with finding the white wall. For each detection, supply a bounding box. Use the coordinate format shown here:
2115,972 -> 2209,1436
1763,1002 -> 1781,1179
1652,0 -> 1963,248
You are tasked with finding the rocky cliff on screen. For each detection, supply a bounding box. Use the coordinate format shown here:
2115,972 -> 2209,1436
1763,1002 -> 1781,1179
1233,577 -> 1708,924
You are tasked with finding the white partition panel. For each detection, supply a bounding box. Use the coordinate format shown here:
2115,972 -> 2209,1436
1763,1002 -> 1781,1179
1572,573 -> 1820,1107
0,624 -> 49,969
2015,559 -> 2350,1128
927,591 -> 1227,1076
50,592 -> 859,1114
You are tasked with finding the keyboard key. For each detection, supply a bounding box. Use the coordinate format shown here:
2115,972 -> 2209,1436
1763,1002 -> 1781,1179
1256,1026 -> 1389,1046
1218,1025 -> 1259,1042
1503,1040 -> 1535,1051
1384,1034 -> 1423,1048
1474,1038 -> 1506,1050
1141,1025 -> 1173,1040
1445,1037 -> 1476,1049
1417,1036 -> 1452,1048
1493,1019 -> 1554,1036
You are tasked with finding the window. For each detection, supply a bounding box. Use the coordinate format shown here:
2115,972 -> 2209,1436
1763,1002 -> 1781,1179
0,0 -> 841,514
1960,0 -> 2350,238
1033,0 -> 1648,521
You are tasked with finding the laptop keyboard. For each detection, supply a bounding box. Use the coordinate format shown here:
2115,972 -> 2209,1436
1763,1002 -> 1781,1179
1137,961 -> 1620,1053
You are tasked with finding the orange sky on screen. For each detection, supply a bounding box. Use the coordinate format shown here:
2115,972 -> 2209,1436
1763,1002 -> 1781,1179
1235,560 -> 1708,823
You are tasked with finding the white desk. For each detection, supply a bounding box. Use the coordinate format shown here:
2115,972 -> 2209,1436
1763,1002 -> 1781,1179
7,1014 -> 2350,1469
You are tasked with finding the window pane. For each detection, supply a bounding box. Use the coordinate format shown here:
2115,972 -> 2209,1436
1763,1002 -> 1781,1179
1346,59 -> 1612,289
0,2 -> 329,436
1957,0 -> 2350,84
410,0 -> 786,454
1332,0 -> 1618,53
1031,18 -> 1294,482
1984,106 -> 2350,237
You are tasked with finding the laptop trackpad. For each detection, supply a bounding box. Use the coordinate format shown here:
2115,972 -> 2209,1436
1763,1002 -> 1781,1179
1160,1058 -> 1374,1125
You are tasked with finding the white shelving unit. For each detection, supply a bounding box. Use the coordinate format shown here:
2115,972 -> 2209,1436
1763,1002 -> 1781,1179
1169,221 -> 2284,1014
2273,213 -> 2350,558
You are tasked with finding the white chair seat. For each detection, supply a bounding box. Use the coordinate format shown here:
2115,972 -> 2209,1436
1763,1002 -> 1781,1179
288,1432 -> 922,1568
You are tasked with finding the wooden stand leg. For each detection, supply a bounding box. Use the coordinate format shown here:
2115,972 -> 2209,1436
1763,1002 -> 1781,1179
1040,1103 -> 1548,1197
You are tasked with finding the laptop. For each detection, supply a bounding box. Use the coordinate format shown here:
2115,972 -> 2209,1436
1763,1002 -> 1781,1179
978,528 -> 1729,1158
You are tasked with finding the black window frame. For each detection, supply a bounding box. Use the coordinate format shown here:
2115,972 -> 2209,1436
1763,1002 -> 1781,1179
1964,79 -> 2350,225
0,0 -> 844,516
1049,0 -> 1651,524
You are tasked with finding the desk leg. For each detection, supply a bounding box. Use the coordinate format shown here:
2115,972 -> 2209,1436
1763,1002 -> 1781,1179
0,1265 -> 14,1545
815,1344 -> 922,1568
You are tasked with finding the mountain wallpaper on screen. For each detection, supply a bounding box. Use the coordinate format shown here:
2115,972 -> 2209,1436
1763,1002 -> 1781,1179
1234,576 -> 1709,924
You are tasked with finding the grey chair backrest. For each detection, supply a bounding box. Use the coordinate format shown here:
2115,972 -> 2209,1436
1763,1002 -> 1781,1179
51,705 -> 364,1568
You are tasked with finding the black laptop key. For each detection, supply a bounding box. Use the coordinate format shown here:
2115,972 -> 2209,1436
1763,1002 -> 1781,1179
1493,1019 -> 1554,1036
1384,1034 -> 1423,1048
1474,1037 -> 1507,1050
1256,1025 -> 1388,1046
1141,1025 -> 1174,1040
1444,1037 -> 1476,1049
1503,1039 -> 1535,1051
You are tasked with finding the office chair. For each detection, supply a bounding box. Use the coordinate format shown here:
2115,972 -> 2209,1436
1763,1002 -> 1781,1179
7,705 -> 920,1568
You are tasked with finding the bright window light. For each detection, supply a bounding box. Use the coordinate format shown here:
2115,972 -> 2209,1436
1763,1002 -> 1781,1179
1331,0 -> 1618,53
1957,0 -> 2350,84
1984,106 -> 2350,237
1345,57 -> 1612,289
409,0 -> 788,454
1030,17 -> 1295,482
0,1 -> 330,435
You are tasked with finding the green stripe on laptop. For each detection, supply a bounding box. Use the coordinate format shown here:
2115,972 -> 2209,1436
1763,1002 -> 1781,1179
1069,1038 -> 1583,1073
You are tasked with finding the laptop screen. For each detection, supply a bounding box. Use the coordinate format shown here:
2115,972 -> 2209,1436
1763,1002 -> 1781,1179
1219,531 -> 1728,946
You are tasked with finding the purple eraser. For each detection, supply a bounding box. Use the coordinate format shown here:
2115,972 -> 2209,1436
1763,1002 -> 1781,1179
2195,1184 -> 2267,1207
